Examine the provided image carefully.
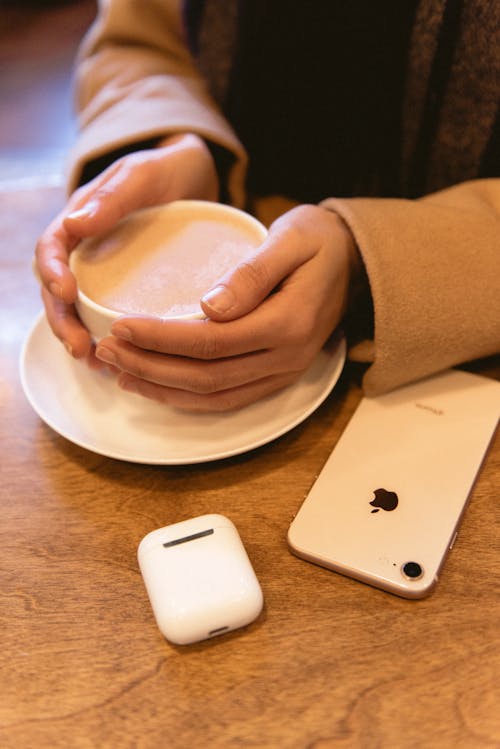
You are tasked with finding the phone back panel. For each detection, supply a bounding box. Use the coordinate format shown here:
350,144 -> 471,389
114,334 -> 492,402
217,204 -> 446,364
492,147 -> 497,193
288,369 -> 500,598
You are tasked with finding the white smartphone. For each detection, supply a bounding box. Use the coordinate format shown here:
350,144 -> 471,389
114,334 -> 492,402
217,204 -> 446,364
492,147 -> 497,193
288,369 -> 500,598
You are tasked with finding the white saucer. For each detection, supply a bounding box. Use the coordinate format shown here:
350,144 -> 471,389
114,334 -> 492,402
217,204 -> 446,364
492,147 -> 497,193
19,313 -> 346,464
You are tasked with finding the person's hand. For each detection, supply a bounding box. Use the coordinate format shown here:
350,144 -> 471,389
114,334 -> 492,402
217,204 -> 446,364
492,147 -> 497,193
94,204 -> 363,412
34,133 -> 219,360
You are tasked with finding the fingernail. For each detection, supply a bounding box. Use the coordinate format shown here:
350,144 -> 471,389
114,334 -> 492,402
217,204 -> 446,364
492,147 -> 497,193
63,340 -> 73,356
67,201 -> 99,220
112,323 -> 132,341
201,285 -> 235,315
49,281 -> 63,299
118,374 -> 137,393
95,345 -> 117,365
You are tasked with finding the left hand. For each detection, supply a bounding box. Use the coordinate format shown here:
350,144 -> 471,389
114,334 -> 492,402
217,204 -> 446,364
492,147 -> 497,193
34,133 -> 219,362
94,204 -> 362,412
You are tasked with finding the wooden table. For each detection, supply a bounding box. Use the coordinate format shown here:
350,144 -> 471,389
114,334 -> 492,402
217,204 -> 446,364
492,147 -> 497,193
1,183 -> 499,749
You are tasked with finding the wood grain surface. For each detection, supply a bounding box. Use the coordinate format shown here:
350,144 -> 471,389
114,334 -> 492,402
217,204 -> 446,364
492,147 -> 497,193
1,185 -> 498,749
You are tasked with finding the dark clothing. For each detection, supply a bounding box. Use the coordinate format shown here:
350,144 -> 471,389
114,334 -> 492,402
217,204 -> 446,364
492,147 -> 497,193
185,0 -> 500,202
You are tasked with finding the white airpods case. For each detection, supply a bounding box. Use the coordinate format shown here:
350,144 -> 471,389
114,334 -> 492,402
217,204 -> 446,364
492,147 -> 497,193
137,514 -> 264,645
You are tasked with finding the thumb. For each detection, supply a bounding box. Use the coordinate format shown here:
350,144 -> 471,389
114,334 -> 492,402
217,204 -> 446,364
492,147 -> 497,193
200,221 -> 312,321
63,160 -> 151,238
63,199 -> 106,237
63,192 -> 132,238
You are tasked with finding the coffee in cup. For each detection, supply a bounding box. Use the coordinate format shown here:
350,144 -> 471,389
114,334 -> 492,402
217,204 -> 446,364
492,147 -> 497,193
70,200 -> 268,340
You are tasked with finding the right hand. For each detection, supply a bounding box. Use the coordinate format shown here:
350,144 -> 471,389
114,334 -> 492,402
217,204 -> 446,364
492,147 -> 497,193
35,133 -> 219,360
96,205 -> 361,412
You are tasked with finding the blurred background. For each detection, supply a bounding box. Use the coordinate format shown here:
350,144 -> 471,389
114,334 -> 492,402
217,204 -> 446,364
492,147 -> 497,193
0,0 -> 97,187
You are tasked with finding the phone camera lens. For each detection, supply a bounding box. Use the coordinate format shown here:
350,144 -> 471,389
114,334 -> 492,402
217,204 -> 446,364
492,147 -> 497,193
402,561 -> 423,580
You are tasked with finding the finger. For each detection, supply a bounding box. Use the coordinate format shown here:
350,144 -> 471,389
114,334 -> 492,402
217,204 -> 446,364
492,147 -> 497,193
62,155 -> 158,238
116,370 -> 299,413
61,135 -> 209,238
36,164 -> 140,303
85,342 -> 120,373
110,301 -> 287,360
35,220 -> 80,305
34,179 -> 104,302
95,337 -> 307,393
200,211 -> 318,321
41,286 -> 92,358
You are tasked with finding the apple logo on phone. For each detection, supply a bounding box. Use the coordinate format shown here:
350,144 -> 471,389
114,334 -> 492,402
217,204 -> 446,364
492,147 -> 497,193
370,488 -> 399,513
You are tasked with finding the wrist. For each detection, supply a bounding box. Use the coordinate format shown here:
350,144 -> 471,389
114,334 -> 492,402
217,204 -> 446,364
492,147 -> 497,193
324,207 -> 367,302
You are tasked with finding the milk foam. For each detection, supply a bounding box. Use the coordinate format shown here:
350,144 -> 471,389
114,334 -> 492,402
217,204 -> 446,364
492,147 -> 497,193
72,205 -> 265,317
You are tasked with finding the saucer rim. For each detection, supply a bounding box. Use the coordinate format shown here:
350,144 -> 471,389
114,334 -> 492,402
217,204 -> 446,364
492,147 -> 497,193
19,312 -> 346,465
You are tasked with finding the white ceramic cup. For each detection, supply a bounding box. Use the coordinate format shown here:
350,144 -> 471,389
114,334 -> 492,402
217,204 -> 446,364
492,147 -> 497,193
69,200 -> 268,341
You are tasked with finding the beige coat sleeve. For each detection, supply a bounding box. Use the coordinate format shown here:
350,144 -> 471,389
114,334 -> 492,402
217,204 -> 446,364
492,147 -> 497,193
322,179 -> 500,395
67,0 -> 248,205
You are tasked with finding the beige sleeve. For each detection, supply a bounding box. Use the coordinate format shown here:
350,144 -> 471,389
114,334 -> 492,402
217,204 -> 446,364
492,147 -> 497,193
322,178 -> 500,395
66,0 -> 248,205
